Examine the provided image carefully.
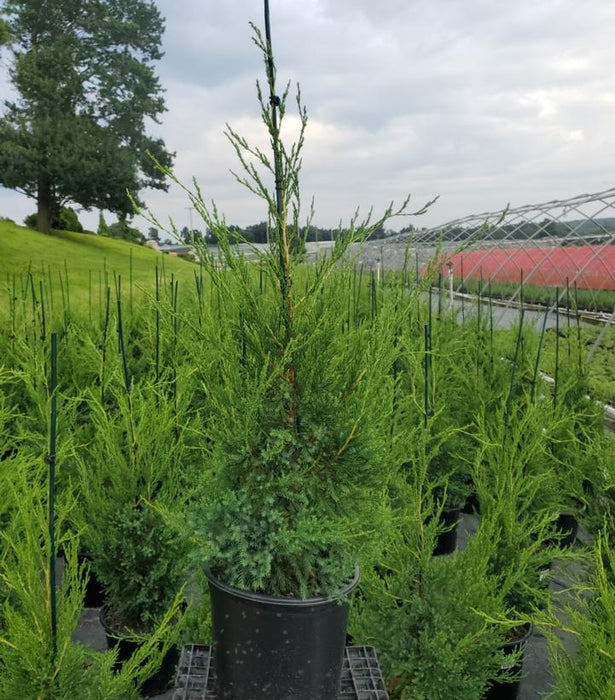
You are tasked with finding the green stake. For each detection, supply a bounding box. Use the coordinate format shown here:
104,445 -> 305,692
47,332 -> 58,660
506,307 -> 525,423
155,263 -> 160,382
424,324 -> 431,427
39,280 -> 46,341
115,275 -> 130,393
532,298 -> 550,402
129,247 -> 134,315
554,290 -> 560,408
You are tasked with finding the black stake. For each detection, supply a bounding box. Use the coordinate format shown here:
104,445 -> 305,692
424,324 -> 432,426
264,0 -> 283,223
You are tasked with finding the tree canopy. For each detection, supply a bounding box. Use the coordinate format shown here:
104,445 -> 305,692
0,17 -> 10,45
0,0 -> 173,233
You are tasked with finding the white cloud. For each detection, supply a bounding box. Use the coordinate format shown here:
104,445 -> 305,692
2,0 -> 615,232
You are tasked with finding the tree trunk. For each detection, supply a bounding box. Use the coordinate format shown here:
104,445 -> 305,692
37,176 -> 53,233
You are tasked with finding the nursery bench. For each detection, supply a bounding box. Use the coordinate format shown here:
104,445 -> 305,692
172,644 -> 389,699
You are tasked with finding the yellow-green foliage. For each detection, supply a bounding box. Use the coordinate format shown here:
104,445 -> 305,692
0,456 -> 179,699
537,528 -> 615,699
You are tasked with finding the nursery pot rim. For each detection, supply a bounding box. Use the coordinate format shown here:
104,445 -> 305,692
205,566 -> 360,607
559,499 -> 588,517
99,603 -> 153,639
503,621 -> 533,649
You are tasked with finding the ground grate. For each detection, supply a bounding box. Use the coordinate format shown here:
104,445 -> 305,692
172,644 -> 389,699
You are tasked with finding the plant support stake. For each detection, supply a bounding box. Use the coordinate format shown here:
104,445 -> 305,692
47,332 -> 58,660
264,0 -> 283,223
506,307 -> 525,423
531,298 -> 550,402
424,324 -> 432,426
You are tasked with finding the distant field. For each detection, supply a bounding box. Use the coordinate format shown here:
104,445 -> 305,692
445,244 -> 615,290
0,220 -> 199,313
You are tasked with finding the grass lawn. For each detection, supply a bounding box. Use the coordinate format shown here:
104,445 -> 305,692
0,220 -> 199,314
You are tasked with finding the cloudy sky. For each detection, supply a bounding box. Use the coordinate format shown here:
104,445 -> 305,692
2,0 -> 615,233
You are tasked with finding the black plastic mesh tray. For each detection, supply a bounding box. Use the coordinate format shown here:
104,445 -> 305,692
173,644 -> 389,699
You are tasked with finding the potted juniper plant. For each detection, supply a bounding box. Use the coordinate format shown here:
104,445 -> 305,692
144,11 -> 425,700
76,381 -> 189,695
348,491 -> 515,700
541,525 -> 615,699
0,453 -> 175,700
541,363 -> 604,546
393,315 -> 475,554
471,399 -> 569,699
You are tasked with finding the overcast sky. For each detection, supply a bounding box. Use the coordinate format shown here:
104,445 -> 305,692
2,0 -> 615,233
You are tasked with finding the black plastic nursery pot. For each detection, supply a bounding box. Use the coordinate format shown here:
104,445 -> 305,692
483,623 -> 532,700
553,503 -> 587,548
462,492 -> 481,515
206,567 -> 360,700
57,550 -> 106,608
433,507 -> 461,556
554,511 -> 579,548
99,605 -> 179,697
78,552 -> 106,608
544,501 -> 585,549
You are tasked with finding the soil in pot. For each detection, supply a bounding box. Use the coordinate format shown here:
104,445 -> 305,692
99,605 -> 179,697
483,623 -> 532,700
207,568 -> 359,700
433,507 -> 461,556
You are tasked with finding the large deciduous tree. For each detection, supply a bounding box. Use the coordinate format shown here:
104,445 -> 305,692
0,0 -> 173,233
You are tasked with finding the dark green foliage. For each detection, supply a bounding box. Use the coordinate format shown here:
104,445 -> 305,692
349,509 -> 512,700
55,206 -> 83,233
187,266 -> 399,597
0,16 -> 11,45
0,0 -> 173,232
91,501 -> 185,630
76,382 -> 192,629
97,211 -> 110,237
24,206 -> 83,232
105,220 -> 145,244
145,24 -> 416,599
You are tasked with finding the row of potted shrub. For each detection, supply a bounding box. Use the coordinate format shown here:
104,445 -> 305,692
1,16 -> 615,699
1,246 -> 614,698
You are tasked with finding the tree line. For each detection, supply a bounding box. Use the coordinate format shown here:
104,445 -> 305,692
147,221 -> 396,246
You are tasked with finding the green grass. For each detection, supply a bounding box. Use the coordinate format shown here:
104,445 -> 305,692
457,277 -> 615,314
0,220 -> 199,313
